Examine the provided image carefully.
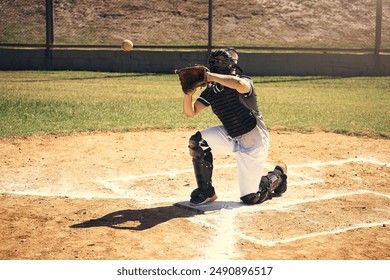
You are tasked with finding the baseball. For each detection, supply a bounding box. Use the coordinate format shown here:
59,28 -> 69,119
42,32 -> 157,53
121,39 -> 133,51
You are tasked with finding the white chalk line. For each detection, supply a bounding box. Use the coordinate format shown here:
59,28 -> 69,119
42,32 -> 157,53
96,156 -> 388,195
189,190 -> 390,248
239,220 -> 390,247
232,189 -> 390,214
92,157 -> 387,201
292,157 -> 388,169
189,190 -> 390,224
185,157 -> 389,256
103,156 -> 388,182
202,208 -> 241,259
2,156 -> 389,259
1,156 -> 388,201
98,163 -> 237,183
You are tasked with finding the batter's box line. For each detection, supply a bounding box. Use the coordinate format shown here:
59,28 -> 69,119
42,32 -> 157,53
96,162 -> 287,184
240,220 -> 390,247
292,157 -> 389,169
188,189 -> 390,249
94,162 -> 307,194
236,189 -> 390,214
187,190 -> 390,222
98,156 -> 387,185
97,163 -> 236,183
95,157 -> 387,198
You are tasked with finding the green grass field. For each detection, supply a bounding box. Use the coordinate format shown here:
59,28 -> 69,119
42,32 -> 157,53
0,71 -> 389,138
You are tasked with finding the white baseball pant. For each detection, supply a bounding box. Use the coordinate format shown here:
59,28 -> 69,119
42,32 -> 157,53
200,124 -> 270,197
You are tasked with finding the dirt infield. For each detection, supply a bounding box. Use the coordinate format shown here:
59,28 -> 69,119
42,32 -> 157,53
0,130 -> 389,260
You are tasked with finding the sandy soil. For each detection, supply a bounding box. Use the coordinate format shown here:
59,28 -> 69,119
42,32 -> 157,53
0,130 -> 389,260
2,0 -> 389,263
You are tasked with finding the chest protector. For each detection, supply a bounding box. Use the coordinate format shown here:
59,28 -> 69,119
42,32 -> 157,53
208,84 -> 257,138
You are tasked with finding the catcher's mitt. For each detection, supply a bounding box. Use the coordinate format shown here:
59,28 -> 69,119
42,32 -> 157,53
175,65 -> 209,94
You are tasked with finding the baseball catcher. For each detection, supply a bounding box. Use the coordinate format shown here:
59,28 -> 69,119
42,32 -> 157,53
178,47 -> 287,205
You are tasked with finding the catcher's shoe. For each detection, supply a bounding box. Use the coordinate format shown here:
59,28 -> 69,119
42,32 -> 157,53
273,162 -> 288,194
190,186 -> 217,205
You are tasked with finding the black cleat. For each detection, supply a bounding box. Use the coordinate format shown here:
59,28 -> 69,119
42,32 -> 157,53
189,187 -> 217,205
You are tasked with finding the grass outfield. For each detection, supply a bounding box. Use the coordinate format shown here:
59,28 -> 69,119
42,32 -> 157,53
0,71 -> 389,138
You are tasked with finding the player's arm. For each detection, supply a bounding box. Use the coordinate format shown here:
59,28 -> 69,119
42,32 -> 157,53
206,72 -> 251,94
183,90 -> 206,118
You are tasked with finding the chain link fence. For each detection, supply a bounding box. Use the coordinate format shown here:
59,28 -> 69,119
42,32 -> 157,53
0,0 -> 46,45
0,0 -> 389,52
379,0 -> 390,51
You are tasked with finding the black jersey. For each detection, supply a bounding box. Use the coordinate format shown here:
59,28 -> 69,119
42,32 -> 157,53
197,76 -> 260,138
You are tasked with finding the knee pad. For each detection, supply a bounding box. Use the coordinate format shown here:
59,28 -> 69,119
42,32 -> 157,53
189,131 -> 213,162
189,131 -> 202,158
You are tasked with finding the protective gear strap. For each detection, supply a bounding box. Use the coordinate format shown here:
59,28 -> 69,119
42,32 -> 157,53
260,170 -> 283,194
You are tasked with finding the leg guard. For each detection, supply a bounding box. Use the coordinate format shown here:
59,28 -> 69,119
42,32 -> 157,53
188,131 -> 213,190
240,177 -> 270,205
240,165 -> 287,205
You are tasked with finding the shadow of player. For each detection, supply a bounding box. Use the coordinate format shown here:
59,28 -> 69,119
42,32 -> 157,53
70,205 -> 197,231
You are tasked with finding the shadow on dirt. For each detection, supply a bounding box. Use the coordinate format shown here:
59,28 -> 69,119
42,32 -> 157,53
69,205 -> 197,231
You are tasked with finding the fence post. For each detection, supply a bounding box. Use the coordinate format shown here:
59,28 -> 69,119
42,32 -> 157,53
46,0 -> 54,51
208,0 -> 213,54
375,0 -> 382,54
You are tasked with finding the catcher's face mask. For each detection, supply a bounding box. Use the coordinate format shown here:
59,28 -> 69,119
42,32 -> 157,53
208,49 -> 237,74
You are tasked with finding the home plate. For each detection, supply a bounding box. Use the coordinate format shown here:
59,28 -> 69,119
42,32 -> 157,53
174,200 -> 244,214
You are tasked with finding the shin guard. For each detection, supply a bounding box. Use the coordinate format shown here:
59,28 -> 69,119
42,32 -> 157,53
241,165 -> 287,205
188,132 -> 213,190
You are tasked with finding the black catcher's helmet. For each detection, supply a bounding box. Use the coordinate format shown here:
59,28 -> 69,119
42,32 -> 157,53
208,47 -> 242,74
